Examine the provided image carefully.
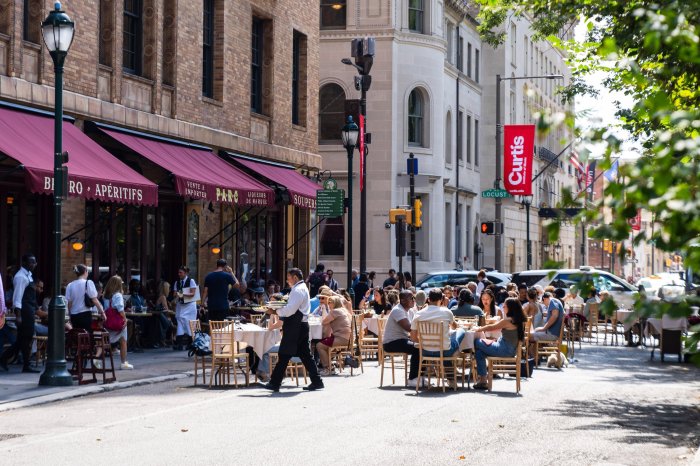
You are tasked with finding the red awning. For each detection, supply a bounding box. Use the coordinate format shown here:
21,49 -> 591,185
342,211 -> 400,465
0,106 -> 158,206
99,128 -> 274,207
233,156 -> 319,209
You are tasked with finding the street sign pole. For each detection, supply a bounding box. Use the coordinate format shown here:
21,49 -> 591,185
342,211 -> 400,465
408,153 -> 417,282
397,216 -> 404,288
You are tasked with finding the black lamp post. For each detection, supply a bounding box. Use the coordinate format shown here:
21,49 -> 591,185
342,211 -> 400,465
39,1 -> 75,387
522,195 -> 533,270
341,116 -> 359,297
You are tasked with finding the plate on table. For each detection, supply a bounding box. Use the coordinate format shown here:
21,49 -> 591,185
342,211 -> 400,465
266,301 -> 287,309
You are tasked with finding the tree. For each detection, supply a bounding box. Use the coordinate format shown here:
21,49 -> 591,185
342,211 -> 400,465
475,0 -> 700,362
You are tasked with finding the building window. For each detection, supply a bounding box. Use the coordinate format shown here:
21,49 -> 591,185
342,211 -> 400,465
446,22 -> 454,65
319,217 -> 344,256
123,0 -> 143,75
408,88 -> 425,146
202,0 -> 214,98
320,0 -> 346,30
318,83 -> 346,144
292,31 -> 308,126
466,115 -> 472,164
408,0 -> 424,33
467,43 -> 472,79
162,0 -> 176,85
457,37 -> 463,72
458,111 -> 464,163
466,205 -> 472,263
475,49 -> 480,83
510,23 -> 517,65
445,111 -> 452,165
250,17 -> 272,114
23,0 -> 42,43
474,118 -> 479,166
99,0 -> 114,67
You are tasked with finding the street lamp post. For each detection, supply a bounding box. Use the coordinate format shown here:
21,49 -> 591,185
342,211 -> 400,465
522,195 -> 533,270
341,116 -> 359,298
39,1 -> 75,387
554,243 -> 562,261
495,74 -> 564,271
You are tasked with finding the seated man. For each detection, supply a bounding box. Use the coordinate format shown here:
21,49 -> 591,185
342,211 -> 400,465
451,289 -> 484,318
410,288 -> 465,358
529,292 -> 563,357
382,290 -> 421,387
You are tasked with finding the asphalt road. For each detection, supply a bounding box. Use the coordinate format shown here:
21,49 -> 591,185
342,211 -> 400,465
0,344 -> 698,466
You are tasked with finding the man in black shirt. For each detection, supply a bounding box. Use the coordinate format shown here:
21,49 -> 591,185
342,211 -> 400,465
202,259 -> 239,321
382,269 -> 398,288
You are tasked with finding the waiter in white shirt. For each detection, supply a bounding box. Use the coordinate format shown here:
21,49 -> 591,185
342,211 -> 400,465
263,268 -> 323,392
1,253 -> 37,372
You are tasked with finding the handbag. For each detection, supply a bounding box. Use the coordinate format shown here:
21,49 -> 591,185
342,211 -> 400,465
104,297 -> 126,331
83,280 -> 95,308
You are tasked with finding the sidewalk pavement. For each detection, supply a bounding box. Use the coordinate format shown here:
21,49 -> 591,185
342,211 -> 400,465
0,348 -> 195,412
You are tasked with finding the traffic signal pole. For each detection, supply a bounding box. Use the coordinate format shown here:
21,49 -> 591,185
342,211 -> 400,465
409,152 -> 417,282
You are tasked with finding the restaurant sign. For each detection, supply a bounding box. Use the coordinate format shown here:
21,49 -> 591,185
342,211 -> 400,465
36,173 -> 158,206
316,189 -> 344,218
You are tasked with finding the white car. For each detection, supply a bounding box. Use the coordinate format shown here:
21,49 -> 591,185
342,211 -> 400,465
636,273 -> 686,302
512,266 -> 638,308
415,270 -> 512,290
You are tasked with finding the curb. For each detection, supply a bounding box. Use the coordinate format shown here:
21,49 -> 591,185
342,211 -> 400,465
0,371 -> 194,413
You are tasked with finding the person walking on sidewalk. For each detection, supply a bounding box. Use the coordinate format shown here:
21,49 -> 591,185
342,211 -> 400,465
173,266 -> 197,351
263,268 -> 323,392
103,276 -> 133,370
201,259 -> 239,322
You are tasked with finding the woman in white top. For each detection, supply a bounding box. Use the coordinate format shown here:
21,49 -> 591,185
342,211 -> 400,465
65,264 -> 104,331
103,275 -> 133,370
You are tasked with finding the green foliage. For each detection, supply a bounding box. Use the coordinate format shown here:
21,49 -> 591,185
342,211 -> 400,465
474,0 -> 700,362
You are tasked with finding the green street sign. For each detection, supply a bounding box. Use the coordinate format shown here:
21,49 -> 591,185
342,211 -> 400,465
481,188 -> 512,199
317,189 -> 345,218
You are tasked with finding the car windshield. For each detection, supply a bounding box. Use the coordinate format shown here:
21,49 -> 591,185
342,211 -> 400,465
511,273 -> 547,287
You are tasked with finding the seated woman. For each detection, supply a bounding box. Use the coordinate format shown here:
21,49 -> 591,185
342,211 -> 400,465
523,287 -> 544,329
478,289 -> 498,319
316,296 -> 352,376
582,289 -> 599,320
150,281 -> 175,347
472,297 -> 526,390
103,275 -> 133,370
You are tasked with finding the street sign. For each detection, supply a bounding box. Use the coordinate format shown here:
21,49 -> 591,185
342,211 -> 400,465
481,188 -> 512,199
397,174 -> 428,188
407,158 -> 418,175
316,189 -> 344,218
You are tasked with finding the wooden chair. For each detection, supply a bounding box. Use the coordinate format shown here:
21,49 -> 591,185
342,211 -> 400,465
585,303 -> 600,343
33,336 -> 48,367
91,331 -> 117,384
415,321 -> 466,393
189,320 -> 210,386
535,316 -> 565,367
359,315 -> 380,361
208,321 -> 250,388
487,340 -> 522,393
66,329 -> 97,385
330,314 -> 364,375
269,353 -> 308,386
377,317 -> 408,387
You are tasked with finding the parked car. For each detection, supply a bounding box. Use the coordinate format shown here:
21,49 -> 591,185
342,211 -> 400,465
636,273 -> 686,302
512,266 -> 638,308
415,270 -> 512,290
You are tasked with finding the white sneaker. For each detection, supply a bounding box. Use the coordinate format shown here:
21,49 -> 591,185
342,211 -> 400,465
120,362 -> 134,370
407,377 -> 430,388
92,359 -> 103,370
319,368 -> 335,376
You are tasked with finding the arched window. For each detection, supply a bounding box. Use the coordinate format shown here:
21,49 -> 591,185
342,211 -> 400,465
445,111 -> 452,164
408,89 -> 425,146
318,83 -> 346,144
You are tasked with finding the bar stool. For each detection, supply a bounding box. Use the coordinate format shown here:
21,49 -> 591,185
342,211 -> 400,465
91,331 -> 117,384
66,329 -> 97,385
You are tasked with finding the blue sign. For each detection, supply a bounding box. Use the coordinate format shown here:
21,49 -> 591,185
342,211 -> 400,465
407,158 -> 418,175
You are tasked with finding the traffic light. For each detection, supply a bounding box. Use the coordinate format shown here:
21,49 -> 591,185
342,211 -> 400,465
389,208 -> 409,224
413,198 -> 423,228
481,222 -> 495,235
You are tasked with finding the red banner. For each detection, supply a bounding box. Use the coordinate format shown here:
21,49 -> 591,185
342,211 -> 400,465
359,113 -> 365,191
503,125 -> 535,195
628,209 -> 642,231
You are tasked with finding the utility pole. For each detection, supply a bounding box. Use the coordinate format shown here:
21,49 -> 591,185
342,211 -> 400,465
409,152 -> 417,282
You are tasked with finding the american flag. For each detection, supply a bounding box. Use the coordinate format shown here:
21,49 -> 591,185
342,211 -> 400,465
570,150 -> 586,189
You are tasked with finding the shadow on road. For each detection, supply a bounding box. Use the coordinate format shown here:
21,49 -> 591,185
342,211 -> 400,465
545,397 -> 700,449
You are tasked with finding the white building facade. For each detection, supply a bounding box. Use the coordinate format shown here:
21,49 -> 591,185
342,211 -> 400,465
478,14 -> 580,273
317,0 -> 485,285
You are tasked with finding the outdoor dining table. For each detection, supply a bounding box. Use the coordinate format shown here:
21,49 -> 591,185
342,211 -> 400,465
221,322 -> 281,359
615,309 -> 637,332
645,315 -> 688,336
363,316 -> 380,336
459,330 -> 502,351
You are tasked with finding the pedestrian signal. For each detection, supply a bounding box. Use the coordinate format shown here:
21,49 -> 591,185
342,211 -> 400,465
481,222 -> 495,235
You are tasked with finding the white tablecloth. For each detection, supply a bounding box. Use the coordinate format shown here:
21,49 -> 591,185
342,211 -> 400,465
308,319 -> 323,340
222,323 -> 280,359
615,310 -> 638,332
363,316 -> 380,335
459,330 -> 502,351
646,316 -> 687,336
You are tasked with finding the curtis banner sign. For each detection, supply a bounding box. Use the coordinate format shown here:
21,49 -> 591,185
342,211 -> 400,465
503,124 -> 535,196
